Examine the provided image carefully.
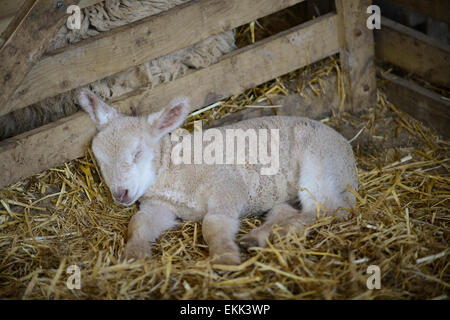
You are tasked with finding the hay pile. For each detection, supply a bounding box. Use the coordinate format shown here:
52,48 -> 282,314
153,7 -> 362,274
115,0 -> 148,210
0,55 -> 448,299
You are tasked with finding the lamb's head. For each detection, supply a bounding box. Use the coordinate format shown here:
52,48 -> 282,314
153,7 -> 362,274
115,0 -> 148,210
78,89 -> 189,206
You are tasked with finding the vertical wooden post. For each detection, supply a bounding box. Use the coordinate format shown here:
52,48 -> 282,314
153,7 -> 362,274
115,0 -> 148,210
335,0 -> 377,113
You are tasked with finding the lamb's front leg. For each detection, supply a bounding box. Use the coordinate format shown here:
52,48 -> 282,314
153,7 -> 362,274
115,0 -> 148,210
203,213 -> 241,265
202,187 -> 247,265
125,202 -> 178,259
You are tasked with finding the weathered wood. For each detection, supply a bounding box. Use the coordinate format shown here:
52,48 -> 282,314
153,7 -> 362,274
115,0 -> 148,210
0,0 -> 100,16
113,14 -> 339,113
0,0 -> 20,41
0,0 -> 80,111
389,0 -> 450,24
0,16 -> 14,41
78,0 -> 106,8
375,17 -> 450,89
382,73 -> 450,138
0,0 -> 102,34
335,0 -> 377,113
3,0 -> 306,117
0,0 -> 26,20
0,13 -> 339,188
0,0 -> 36,46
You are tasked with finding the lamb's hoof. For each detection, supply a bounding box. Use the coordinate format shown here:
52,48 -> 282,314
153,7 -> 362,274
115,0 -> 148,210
239,237 -> 259,250
124,241 -> 152,260
211,252 -> 241,265
239,232 -> 267,251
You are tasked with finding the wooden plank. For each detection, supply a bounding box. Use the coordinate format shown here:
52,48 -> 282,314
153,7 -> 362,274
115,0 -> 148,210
335,0 -> 377,113
0,0 -> 36,46
2,0 -> 306,117
113,14 -> 338,114
78,0 -> 106,8
0,0 -> 101,17
0,16 -> 14,42
0,0 -> 80,112
389,0 -> 450,24
0,0 -> 102,34
375,17 -> 450,89
382,73 -> 450,138
0,13 -> 339,188
0,0 -> 103,21
0,0 -> 26,20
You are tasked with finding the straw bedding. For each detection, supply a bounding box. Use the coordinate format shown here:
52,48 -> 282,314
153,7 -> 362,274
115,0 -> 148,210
0,3 -> 448,300
0,55 -> 448,299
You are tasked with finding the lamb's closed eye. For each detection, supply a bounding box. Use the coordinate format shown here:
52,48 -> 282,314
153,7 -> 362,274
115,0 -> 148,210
133,148 -> 143,163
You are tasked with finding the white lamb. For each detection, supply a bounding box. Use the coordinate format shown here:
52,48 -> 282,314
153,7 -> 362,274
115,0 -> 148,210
78,89 -> 358,265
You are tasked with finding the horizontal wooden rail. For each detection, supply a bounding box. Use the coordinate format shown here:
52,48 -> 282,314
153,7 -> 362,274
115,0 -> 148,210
0,13 -> 339,188
0,0 -> 24,36
375,17 -> 450,89
0,0 -> 102,35
2,0 -> 306,117
0,0 -> 81,112
0,0 -> 100,18
389,0 -> 450,24
0,0 -> 26,21
381,73 -> 450,138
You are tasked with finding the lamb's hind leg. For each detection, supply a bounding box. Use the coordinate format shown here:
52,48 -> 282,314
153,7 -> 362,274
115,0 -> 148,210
239,203 -> 315,249
297,154 -> 356,223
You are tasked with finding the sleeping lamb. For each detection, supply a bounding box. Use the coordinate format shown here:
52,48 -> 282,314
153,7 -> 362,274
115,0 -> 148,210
78,89 -> 358,265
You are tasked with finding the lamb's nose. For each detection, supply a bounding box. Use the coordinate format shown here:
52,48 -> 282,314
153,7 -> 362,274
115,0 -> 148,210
114,189 -> 129,203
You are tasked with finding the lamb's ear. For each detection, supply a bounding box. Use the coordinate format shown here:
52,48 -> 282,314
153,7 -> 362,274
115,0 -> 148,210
78,88 -> 119,130
150,97 -> 190,140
